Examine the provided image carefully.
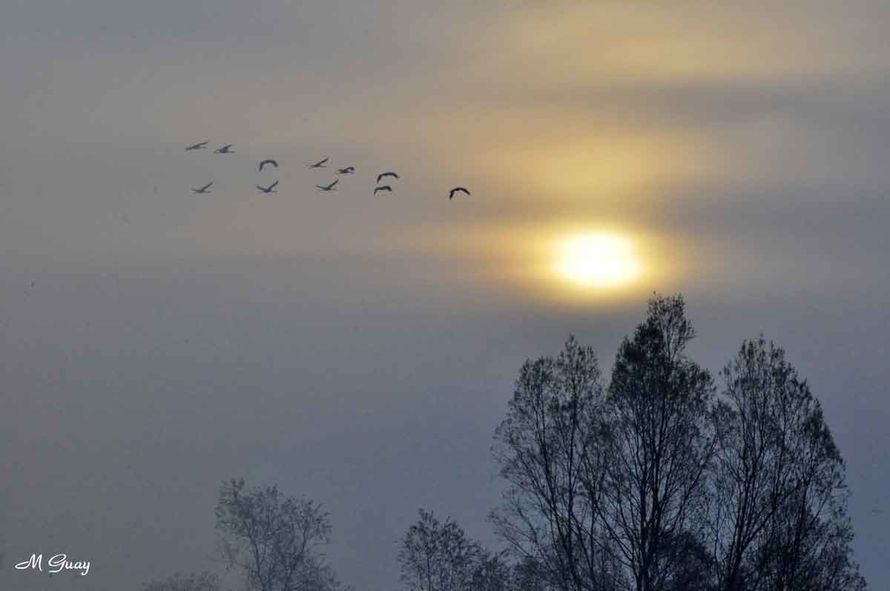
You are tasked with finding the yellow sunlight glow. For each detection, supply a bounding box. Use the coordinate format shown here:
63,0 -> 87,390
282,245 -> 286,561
555,233 -> 642,288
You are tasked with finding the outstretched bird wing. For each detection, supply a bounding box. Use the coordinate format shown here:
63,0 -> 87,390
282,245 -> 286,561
449,187 -> 470,199
258,159 -> 279,172
374,185 -> 393,194
256,180 -> 279,193
310,157 -> 330,168
377,172 -> 399,183
186,141 -> 208,151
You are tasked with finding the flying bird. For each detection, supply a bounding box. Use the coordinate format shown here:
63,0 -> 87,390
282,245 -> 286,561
258,159 -> 279,172
337,166 -> 355,175
214,144 -> 234,154
449,187 -> 471,200
374,185 -> 393,195
377,172 -> 400,183
191,182 -> 213,194
316,179 -> 339,192
256,181 -> 279,194
185,141 -> 208,151
309,157 -> 329,169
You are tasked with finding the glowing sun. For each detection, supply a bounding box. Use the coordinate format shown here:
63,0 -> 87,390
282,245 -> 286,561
554,233 -> 642,288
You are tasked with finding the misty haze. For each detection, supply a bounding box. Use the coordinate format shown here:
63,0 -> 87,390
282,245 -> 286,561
1,2 -> 888,590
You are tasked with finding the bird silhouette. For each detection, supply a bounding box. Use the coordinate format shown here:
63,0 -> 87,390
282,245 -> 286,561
374,185 -> 393,195
337,166 -> 356,175
377,172 -> 400,183
316,179 -> 339,191
256,181 -> 279,194
191,182 -> 214,194
449,187 -> 470,200
185,141 -> 208,151
258,159 -> 279,172
214,144 -> 235,154
309,157 -> 329,169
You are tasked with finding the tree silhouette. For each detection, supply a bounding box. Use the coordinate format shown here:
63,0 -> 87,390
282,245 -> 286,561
491,295 -> 865,591
399,509 -> 481,591
604,295 -> 716,591
709,337 -> 865,591
398,508 -> 514,591
491,336 -> 624,591
215,478 -> 340,591
143,295 -> 867,591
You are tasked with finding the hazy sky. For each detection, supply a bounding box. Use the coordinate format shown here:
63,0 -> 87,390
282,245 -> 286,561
1,1 -> 889,589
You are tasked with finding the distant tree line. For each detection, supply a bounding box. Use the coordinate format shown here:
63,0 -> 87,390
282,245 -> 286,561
144,295 -> 866,591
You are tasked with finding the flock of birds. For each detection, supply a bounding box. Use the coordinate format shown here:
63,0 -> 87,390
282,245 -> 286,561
184,140 -> 472,200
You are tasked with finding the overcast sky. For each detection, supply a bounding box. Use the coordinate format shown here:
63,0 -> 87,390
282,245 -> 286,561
1,1 -> 889,589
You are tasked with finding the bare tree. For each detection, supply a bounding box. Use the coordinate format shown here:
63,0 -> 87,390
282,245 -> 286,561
509,556 -> 560,591
144,571 -> 222,591
708,337 -> 801,591
710,337 -> 865,591
471,551 -> 515,591
398,508 -> 509,591
215,478 -> 340,591
489,296 -> 865,591
491,336 -> 624,591
603,295 -> 716,591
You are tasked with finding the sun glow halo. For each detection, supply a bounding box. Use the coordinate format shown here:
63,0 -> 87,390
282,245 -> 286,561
555,233 -> 642,288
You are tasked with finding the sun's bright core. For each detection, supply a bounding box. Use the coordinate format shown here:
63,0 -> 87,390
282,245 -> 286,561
555,233 -> 642,288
